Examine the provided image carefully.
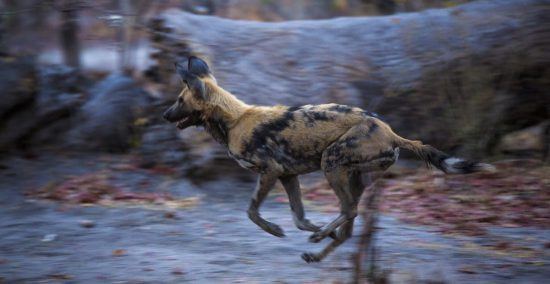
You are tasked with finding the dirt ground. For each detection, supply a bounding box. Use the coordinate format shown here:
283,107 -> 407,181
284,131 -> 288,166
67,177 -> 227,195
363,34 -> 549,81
0,153 -> 548,283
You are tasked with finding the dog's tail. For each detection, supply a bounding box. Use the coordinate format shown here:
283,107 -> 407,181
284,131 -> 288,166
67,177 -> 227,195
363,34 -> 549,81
393,135 -> 495,174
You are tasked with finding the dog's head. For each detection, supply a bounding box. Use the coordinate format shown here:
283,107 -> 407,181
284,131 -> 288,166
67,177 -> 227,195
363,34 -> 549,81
162,56 -> 215,129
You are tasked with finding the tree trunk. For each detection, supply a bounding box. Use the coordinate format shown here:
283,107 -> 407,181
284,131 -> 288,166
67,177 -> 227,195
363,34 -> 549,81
118,0 -> 135,73
149,0 -> 550,156
60,0 -> 81,70
0,9 -> 4,56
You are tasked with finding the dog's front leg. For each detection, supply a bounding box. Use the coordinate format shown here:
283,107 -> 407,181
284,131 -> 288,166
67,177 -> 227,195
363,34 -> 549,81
279,175 -> 320,232
247,173 -> 285,237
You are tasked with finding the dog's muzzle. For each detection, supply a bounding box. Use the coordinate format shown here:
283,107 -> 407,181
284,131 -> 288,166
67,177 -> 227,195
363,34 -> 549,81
172,111 -> 203,130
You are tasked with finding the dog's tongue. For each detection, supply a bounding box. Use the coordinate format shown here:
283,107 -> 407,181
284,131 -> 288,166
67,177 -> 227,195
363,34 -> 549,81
176,115 -> 202,129
176,118 -> 191,129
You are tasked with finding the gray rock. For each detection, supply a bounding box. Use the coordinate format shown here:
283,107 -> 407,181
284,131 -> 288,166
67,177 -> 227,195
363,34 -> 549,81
498,121 -> 549,158
79,220 -> 96,228
137,124 -> 190,168
68,73 -> 153,152
0,62 -> 86,152
0,56 -> 36,119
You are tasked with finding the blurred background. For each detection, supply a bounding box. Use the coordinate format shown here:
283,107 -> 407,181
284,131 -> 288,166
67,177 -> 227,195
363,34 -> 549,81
0,0 -> 548,283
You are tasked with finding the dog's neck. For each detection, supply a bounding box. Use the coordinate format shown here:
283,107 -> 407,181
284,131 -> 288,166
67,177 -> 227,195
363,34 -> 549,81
199,84 -> 251,146
202,118 -> 229,146
203,83 -> 250,127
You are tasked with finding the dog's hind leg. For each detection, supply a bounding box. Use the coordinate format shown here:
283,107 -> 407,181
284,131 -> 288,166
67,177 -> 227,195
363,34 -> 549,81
302,220 -> 354,263
302,171 -> 364,263
308,167 -> 357,243
309,122 -> 394,243
247,173 -> 285,237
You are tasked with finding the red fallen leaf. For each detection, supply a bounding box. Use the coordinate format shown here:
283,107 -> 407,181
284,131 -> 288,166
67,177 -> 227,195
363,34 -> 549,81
172,268 -> 185,275
474,215 -> 500,223
304,192 -> 317,199
496,263 -> 514,268
164,212 -> 177,219
46,190 -> 69,201
274,196 -> 288,203
112,249 -> 126,256
113,191 -> 160,202
458,266 -> 477,274
110,163 -> 139,171
79,220 -> 95,228
75,192 -> 100,204
501,222 -> 521,228
494,241 -> 510,250
48,274 -> 73,280
112,192 -> 139,200
149,165 -> 177,175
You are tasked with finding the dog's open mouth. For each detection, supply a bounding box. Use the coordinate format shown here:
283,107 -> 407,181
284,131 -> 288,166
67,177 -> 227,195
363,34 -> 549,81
176,112 -> 203,129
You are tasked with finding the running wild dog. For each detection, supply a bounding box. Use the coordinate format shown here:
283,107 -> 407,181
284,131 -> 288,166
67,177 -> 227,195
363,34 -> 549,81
163,56 -> 495,262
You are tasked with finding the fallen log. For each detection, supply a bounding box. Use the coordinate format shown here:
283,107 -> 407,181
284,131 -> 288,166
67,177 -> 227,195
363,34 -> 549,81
148,0 -> 549,156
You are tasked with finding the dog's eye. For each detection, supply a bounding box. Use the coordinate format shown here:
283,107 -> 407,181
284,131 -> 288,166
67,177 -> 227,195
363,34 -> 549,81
178,97 -> 183,103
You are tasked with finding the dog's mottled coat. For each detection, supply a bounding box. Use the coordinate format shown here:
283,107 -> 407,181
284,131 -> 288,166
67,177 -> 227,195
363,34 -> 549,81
163,57 -> 494,262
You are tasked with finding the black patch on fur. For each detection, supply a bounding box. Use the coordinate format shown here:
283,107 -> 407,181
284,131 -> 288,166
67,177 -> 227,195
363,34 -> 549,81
324,144 -> 399,171
323,143 -> 345,170
311,112 -> 331,121
418,145 -> 451,172
204,118 -> 229,146
451,160 -> 480,174
376,150 -> 395,159
342,137 -> 359,148
411,144 -> 484,174
328,104 -> 353,113
286,106 -> 332,127
243,110 -> 323,171
299,112 -> 315,127
302,112 -> 317,127
244,111 -> 296,156
366,122 -> 378,135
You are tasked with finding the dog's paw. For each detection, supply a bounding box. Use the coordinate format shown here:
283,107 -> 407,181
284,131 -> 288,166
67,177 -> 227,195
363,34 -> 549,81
308,231 -> 326,243
301,252 -> 321,263
296,219 -> 321,232
265,222 -> 285,238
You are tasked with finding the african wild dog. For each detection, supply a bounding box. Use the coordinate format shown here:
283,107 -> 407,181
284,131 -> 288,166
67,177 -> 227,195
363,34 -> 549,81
163,56 -> 495,262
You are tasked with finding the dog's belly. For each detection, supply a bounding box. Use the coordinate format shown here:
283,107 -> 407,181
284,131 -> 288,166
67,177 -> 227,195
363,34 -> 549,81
229,149 -> 322,175
273,153 -> 323,175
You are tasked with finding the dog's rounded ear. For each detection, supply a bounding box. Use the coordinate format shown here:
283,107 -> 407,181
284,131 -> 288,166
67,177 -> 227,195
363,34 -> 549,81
187,74 -> 207,101
188,56 -> 210,77
174,62 -> 207,100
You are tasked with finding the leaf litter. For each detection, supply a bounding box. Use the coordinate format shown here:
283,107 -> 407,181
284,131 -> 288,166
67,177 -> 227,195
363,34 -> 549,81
26,171 -> 200,210
287,159 -> 549,236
